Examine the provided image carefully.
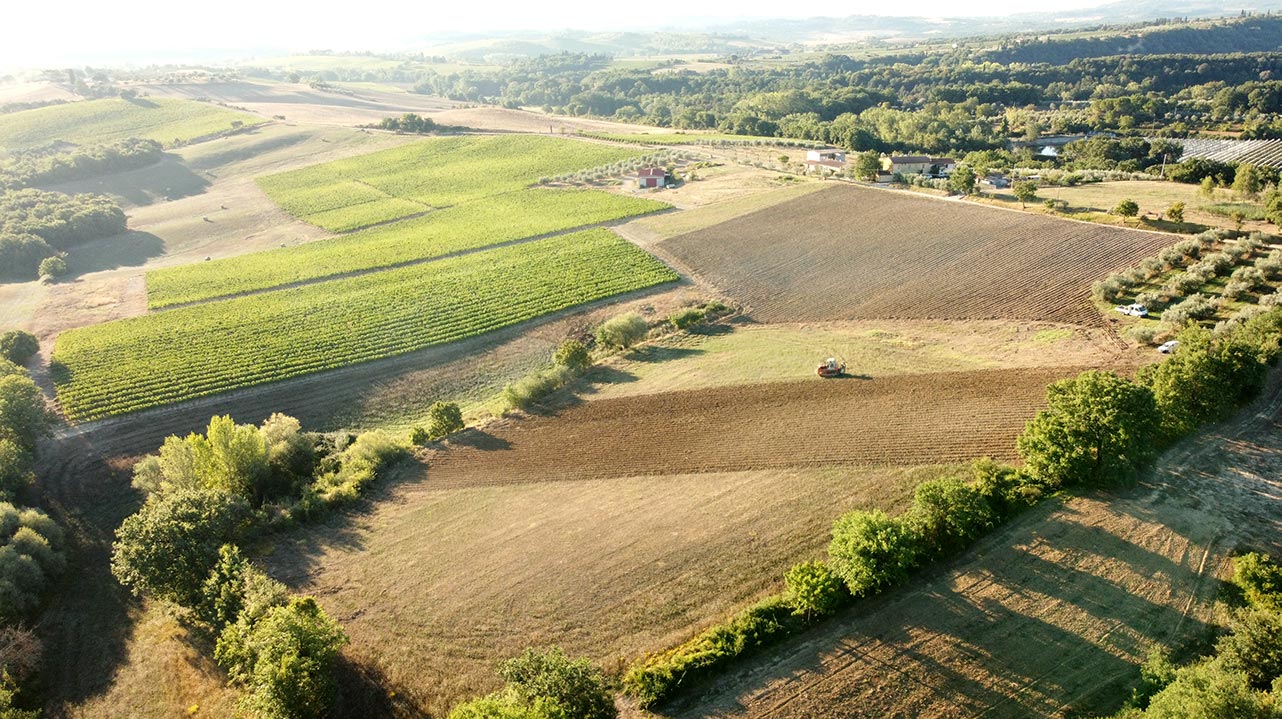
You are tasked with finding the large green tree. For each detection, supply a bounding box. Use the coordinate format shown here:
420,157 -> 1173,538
827,509 -> 920,597
1016,370 -> 1161,488
1138,326 -> 1265,440
111,488 -> 248,608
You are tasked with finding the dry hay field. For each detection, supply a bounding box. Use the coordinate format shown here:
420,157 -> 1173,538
661,184 -> 1178,326
142,80 -> 456,127
427,367 -> 1089,483
266,463 -> 956,717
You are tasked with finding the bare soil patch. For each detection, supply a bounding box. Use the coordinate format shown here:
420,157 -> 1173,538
651,378 -> 1282,719
141,80 -> 455,127
660,184 -> 1179,327
425,367 -> 1085,484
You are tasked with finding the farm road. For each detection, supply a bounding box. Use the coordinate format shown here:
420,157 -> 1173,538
657,377 -> 1282,719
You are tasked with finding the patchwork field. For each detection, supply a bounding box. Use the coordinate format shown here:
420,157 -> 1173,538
256,134 -> 648,231
0,97 -> 264,150
147,188 -> 667,307
53,229 -> 678,420
661,184 -> 1178,326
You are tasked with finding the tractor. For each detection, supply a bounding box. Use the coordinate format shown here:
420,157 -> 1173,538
816,357 -> 846,378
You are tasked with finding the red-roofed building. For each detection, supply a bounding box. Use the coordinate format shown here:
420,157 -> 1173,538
637,167 -> 667,189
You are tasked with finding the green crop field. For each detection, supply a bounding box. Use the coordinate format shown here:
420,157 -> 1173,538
54,229 -> 677,421
256,135 -> 648,231
0,97 -> 265,150
146,188 -> 668,307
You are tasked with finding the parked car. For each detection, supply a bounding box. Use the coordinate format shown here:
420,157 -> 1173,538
1114,303 -> 1148,318
1158,340 -> 1180,354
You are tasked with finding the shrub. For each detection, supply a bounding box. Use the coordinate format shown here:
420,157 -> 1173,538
905,476 -> 995,558
1127,324 -> 1160,346
408,426 -> 429,446
37,256 -> 66,279
1162,270 -> 1206,297
972,459 -> 1043,516
498,647 -> 616,719
1216,607 -> 1282,689
0,333 -> 37,367
1201,251 -> 1236,276
828,509 -> 921,598
668,307 -> 706,330
216,596 -> 347,719
197,544 -> 251,631
1017,370 -> 1162,488
1260,290 -> 1282,308
783,561 -> 846,621
1254,253 -> 1282,279
1161,293 -> 1218,327
309,430 -> 404,507
1133,291 -> 1168,312
1230,265 -> 1268,291
623,595 -> 795,707
500,366 -> 574,412
1112,199 -> 1139,217
1139,326 -> 1266,439
0,503 -> 65,619
1232,553 -> 1282,610
1142,659 -> 1273,719
0,439 -> 33,501
594,312 -> 648,350
110,488 -> 249,608
552,339 -> 590,372
1091,274 -> 1131,303
426,401 -> 464,441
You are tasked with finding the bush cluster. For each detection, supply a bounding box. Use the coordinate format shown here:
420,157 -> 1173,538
0,502 -> 65,619
451,647 -> 615,719
410,401 -> 465,445
594,312 -> 649,350
668,300 -> 729,330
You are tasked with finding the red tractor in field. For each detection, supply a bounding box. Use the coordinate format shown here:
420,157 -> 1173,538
816,357 -> 846,378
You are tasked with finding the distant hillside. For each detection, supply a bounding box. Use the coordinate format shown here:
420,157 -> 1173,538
977,15 -> 1282,64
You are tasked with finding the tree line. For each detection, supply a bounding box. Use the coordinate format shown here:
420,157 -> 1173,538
0,189 -> 127,282
0,138 -> 164,191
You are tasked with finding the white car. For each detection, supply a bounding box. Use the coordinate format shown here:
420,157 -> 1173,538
1114,303 -> 1149,318
1158,340 -> 1180,354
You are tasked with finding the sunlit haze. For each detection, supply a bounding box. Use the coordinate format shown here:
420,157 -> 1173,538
4,0 -> 1118,68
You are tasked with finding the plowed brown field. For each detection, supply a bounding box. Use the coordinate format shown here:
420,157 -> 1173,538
660,185 -> 1177,326
425,367 -> 1089,485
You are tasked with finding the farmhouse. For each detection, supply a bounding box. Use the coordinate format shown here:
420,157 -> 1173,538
637,167 -> 667,189
931,157 -> 957,176
884,155 -> 934,176
806,148 -> 847,164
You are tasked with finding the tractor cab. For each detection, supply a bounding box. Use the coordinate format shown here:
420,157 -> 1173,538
817,357 -> 845,378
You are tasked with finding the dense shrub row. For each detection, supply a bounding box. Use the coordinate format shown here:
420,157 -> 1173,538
623,310 -> 1282,707
0,137 -> 163,190
449,647 -> 616,719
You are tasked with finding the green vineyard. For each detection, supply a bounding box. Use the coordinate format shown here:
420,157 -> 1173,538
0,98 -> 264,150
256,134 -> 648,231
146,188 -> 668,308
55,229 -> 677,421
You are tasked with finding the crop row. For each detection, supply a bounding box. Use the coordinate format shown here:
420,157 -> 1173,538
256,135 -> 647,231
146,188 -> 668,308
56,229 -> 678,421
0,98 -> 264,150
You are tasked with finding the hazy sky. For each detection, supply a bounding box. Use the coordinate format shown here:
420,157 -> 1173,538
2,0 -> 1116,68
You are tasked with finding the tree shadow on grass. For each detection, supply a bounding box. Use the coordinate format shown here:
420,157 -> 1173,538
62,230 -> 166,278
661,498 -> 1216,719
43,155 -> 210,206
332,654 -> 426,719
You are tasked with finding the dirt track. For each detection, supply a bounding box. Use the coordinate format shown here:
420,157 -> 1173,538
425,367 -> 1090,484
660,184 -> 1178,327
648,377 -> 1282,719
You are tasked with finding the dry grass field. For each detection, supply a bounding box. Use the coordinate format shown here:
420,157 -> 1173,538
661,184 -> 1179,326
142,80 -> 456,127
264,463 -> 953,717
